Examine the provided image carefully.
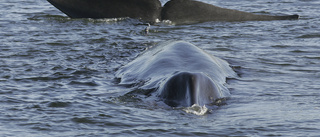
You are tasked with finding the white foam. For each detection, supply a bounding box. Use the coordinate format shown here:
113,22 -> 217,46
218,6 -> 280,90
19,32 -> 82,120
183,104 -> 208,116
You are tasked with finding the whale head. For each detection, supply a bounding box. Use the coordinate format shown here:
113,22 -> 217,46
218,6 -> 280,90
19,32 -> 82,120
158,72 -> 221,107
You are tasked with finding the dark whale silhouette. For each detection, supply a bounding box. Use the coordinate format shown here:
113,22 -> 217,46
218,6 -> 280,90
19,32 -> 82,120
162,0 -> 299,24
47,0 -> 162,23
115,41 -> 236,107
47,0 -> 299,24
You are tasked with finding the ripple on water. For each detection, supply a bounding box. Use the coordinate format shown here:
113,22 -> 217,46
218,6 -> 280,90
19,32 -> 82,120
297,33 -> 320,38
1,0 -> 320,136
48,101 -> 71,108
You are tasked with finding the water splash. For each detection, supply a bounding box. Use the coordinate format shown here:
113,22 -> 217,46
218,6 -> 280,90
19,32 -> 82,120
183,104 -> 209,116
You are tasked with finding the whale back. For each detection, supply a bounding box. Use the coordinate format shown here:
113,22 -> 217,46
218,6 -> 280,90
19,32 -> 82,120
47,0 -> 298,24
161,0 -> 299,24
47,0 -> 162,23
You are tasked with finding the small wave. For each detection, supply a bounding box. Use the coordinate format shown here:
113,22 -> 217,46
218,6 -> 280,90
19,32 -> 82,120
297,34 -> 320,38
161,20 -> 174,25
71,117 -> 96,124
182,104 -> 209,116
68,80 -> 99,86
48,101 -> 71,108
87,17 -> 129,23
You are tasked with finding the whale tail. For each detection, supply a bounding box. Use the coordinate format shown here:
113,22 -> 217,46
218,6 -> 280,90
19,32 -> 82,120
159,72 -> 221,107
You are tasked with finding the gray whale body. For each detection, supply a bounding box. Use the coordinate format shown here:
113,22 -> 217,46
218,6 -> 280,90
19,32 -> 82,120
162,0 -> 299,24
47,0 -> 299,24
116,41 -> 236,107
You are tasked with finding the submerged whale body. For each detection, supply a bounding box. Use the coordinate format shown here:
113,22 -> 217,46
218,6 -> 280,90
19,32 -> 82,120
47,0 -> 299,24
116,41 -> 237,107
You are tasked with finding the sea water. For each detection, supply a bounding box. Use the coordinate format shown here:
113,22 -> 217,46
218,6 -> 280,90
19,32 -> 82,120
0,0 -> 319,136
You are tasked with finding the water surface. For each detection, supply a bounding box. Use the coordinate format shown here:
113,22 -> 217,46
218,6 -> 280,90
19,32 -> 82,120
0,0 -> 319,136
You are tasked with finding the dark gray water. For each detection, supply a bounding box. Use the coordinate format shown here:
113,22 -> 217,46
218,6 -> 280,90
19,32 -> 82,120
1,0 -> 319,136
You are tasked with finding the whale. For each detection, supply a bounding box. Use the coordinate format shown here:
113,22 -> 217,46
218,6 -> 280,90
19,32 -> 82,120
115,41 -> 237,107
47,0 -> 299,24
162,0 -> 299,24
47,0 -> 162,23
158,72 -> 223,107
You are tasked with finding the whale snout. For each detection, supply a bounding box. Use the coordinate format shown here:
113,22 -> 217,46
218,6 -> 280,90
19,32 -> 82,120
159,72 -> 220,107
116,41 -> 235,108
